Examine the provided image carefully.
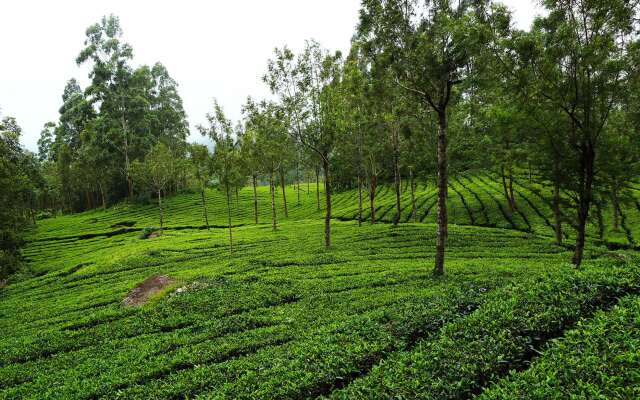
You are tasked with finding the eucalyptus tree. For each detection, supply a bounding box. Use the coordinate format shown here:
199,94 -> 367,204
189,144 -> 213,229
265,40 -> 344,247
359,0 -> 492,275
199,101 -> 246,253
511,0 -> 639,266
75,15 -> 189,203
76,15 -> 136,197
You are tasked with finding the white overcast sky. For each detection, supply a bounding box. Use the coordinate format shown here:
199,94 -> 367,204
0,0 -> 543,152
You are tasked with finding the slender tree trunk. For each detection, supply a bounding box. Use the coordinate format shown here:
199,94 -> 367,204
85,191 -> 91,211
410,169 -> 417,222
553,178 -> 563,245
296,162 -> 300,206
280,167 -> 288,218
158,190 -> 164,233
596,203 -> 605,240
226,185 -> 233,253
434,111 -> 448,276
370,174 -> 377,224
612,191 -> 620,231
392,127 -> 401,226
315,166 -> 320,211
122,114 -> 132,199
323,158 -> 331,248
572,145 -> 595,267
252,174 -> 259,225
508,164 -> 517,211
235,187 -> 239,208
501,164 -> 513,213
270,172 -> 277,231
99,183 -> 106,210
201,187 -> 209,230
357,173 -> 363,227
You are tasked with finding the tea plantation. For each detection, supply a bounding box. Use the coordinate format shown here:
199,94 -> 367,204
1,176 -> 639,399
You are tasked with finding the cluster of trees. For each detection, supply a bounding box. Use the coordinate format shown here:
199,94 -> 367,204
3,1 -> 640,278
0,113 -> 42,278
37,15 -> 189,212
221,0 -> 639,273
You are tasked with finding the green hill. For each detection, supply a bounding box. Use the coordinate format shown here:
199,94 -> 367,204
1,176 -> 639,399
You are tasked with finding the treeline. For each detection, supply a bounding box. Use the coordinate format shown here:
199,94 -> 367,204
4,0 -> 640,278
0,116 -> 42,278
36,16 -> 190,212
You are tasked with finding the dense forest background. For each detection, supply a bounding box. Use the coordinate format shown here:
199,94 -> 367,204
2,0 -> 639,278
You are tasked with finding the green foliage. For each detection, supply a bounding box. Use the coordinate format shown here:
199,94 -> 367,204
0,114 -> 42,279
330,258 -> 640,399
479,295 -> 640,399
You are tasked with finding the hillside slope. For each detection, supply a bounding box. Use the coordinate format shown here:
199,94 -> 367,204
1,175 -> 639,399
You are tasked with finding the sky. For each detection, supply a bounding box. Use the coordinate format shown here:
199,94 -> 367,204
0,0 -> 544,152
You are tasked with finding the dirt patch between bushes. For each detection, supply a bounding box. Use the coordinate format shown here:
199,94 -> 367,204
122,275 -> 175,307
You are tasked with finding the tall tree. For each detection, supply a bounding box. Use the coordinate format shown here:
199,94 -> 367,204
189,144 -> 213,229
244,99 -> 291,231
199,101 -> 246,253
359,0 -> 492,274
265,41 -> 344,247
131,142 -> 175,232
513,0 -> 638,266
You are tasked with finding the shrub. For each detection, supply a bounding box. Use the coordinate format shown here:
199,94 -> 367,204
330,260 -> 640,399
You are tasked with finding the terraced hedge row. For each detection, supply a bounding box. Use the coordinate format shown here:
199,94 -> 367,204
479,294 -> 640,400
1,220 -> 605,399
328,256 -> 640,399
29,174 -> 640,249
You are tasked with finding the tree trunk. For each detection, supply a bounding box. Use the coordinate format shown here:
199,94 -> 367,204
158,190 -> 164,233
552,178 -> 562,245
434,111 -> 448,276
235,187 -> 239,208
122,115 -> 132,199
370,175 -> 377,224
322,158 -> 331,248
226,185 -> 233,253
410,169 -> 417,222
99,183 -> 106,210
596,203 -> 605,240
612,191 -> 620,231
508,164 -> 517,211
315,166 -> 320,211
201,187 -> 209,230
357,173 -> 363,227
280,167 -> 288,218
501,165 -> 513,214
296,162 -> 300,206
252,174 -> 259,225
572,145 -> 595,267
392,127 -> 401,226
85,191 -> 91,211
270,172 -> 277,231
